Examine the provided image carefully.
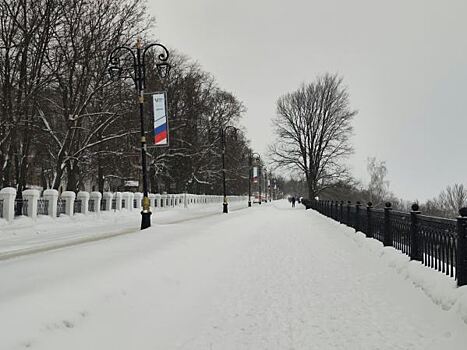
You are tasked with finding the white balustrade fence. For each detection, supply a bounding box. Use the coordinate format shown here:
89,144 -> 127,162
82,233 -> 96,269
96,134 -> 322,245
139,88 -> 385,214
0,187 -> 248,223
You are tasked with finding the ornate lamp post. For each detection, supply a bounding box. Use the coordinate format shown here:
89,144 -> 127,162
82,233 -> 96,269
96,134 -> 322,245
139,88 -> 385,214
108,38 -> 170,230
249,152 -> 261,207
258,158 -> 262,205
221,125 -> 239,213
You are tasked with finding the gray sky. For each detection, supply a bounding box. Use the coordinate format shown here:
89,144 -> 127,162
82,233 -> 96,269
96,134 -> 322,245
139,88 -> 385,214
148,0 -> 467,202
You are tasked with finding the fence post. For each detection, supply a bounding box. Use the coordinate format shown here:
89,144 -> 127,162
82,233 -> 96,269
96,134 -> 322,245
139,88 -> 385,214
122,192 -> 131,210
383,202 -> 393,246
134,193 -> 143,210
128,192 -> 135,211
77,191 -> 90,215
115,192 -> 123,210
456,208 -> 467,286
355,201 -> 361,232
22,189 -> 40,219
90,191 -> 102,213
330,200 -> 334,219
43,189 -> 59,218
148,193 -> 156,210
102,192 -> 113,211
366,202 -> 373,238
61,191 -> 76,216
154,193 -> 161,208
410,203 -> 422,261
0,187 -> 16,222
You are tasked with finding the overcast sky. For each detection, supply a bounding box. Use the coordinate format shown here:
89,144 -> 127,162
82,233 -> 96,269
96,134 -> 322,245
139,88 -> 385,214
148,0 -> 467,202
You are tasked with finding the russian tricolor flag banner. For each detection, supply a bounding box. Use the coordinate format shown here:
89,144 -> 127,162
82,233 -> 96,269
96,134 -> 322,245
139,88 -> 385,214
152,92 -> 169,146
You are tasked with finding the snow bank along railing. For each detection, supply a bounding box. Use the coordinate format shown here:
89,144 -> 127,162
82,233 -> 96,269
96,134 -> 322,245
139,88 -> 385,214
0,187 -> 247,223
305,199 -> 467,287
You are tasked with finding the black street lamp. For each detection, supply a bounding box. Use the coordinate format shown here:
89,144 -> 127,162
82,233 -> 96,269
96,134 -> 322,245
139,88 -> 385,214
108,38 -> 170,230
269,176 -> 273,202
273,179 -> 277,200
258,159 -> 262,205
221,125 -> 239,213
249,152 -> 261,207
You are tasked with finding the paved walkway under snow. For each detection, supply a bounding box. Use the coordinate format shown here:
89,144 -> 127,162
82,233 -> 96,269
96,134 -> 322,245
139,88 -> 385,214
1,201 -> 467,349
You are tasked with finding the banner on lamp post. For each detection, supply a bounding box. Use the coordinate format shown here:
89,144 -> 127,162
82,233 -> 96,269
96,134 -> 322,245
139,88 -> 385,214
152,92 -> 169,146
252,166 -> 258,183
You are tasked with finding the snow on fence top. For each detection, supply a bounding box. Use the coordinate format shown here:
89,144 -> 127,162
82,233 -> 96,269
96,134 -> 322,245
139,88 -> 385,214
0,187 -> 247,224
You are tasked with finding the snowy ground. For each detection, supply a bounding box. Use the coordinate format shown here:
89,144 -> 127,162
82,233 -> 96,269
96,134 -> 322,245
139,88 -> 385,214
1,200 -> 467,349
0,201 -> 247,259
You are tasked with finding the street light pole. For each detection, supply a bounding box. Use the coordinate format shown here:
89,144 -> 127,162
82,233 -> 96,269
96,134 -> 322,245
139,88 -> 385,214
221,125 -> 239,213
248,155 -> 252,207
269,177 -> 272,202
258,164 -> 262,205
249,152 -> 260,207
108,38 -> 170,230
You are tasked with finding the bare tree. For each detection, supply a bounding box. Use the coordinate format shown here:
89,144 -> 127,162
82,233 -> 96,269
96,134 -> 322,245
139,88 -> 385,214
0,0 -> 58,190
437,184 -> 467,217
366,157 -> 390,206
0,0 -> 251,195
38,0 -> 151,191
270,73 -> 356,199
419,184 -> 467,218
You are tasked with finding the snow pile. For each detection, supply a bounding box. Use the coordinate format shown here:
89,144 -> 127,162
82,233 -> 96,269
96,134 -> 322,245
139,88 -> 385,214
0,200 -> 248,259
314,211 -> 467,325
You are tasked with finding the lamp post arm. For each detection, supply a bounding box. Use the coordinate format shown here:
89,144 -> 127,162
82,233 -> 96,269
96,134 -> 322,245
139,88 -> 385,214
142,43 -> 170,86
142,42 -> 170,64
108,46 -> 137,70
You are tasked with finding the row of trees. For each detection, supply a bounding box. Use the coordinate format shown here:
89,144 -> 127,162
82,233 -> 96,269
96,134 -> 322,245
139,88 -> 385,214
0,0 -> 254,196
269,70 -> 464,218
278,149 -> 467,218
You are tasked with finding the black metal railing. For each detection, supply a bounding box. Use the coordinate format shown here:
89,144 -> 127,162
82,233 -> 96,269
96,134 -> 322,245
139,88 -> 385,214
0,199 -> 3,218
305,199 -> 467,287
56,198 -> 66,217
371,209 -> 385,243
74,199 -> 82,214
418,215 -> 457,278
14,198 -> 28,216
89,199 -> 95,212
391,210 -> 411,256
38,198 -> 48,215
100,199 -> 107,211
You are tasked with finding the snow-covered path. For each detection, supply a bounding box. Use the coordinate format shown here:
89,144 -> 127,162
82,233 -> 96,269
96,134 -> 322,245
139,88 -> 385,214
1,200 -> 467,349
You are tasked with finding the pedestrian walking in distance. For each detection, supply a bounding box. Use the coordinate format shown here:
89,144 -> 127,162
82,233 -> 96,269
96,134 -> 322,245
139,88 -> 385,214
291,196 -> 296,208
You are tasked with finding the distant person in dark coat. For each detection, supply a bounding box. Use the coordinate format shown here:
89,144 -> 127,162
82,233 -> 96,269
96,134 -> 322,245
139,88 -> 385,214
291,196 -> 296,207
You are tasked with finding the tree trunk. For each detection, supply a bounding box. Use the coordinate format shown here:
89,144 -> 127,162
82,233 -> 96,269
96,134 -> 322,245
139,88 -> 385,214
66,161 -> 80,191
98,157 -> 104,193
